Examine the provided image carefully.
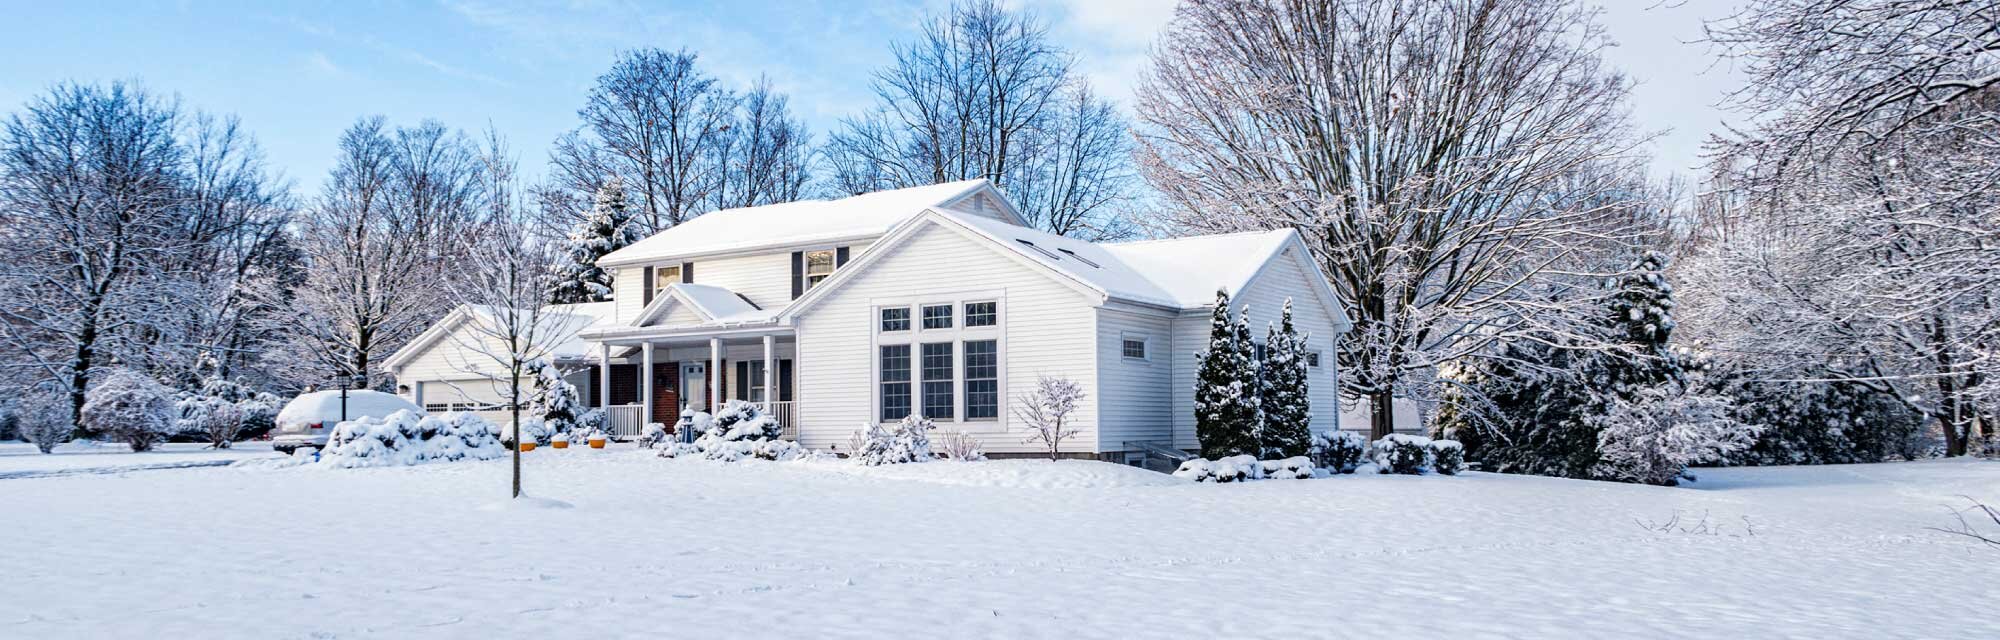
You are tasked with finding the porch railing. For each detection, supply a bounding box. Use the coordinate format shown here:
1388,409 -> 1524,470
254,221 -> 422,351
605,404 -> 645,439
762,401 -> 798,440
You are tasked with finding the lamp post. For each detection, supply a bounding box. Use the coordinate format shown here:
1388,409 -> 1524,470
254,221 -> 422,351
335,374 -> 356,423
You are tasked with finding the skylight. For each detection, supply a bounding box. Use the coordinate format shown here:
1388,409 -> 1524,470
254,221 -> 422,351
1015,239 -> 1064,261
1057,248 -> 1101,268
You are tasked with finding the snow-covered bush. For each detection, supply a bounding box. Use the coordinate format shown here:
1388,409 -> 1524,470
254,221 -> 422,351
655,402 -> 799,462
1372,434 -> 1433,475
319,410 -> 505,468
1310,430 -> 1368,474
703,400 -> 783,442
17,392 -> 70,454
501,418 -> 553,447
1429,440 -> 1465,475
0,400 -> 17,442
1173,454 -> 1261,482
1015,374 -> 1084,459
175,394 -> 246,448
1259,456 -> 1315,479
575,408 -> 607,440
528,358 -> 588,441
935,429 -> 987,461
80,369 -> 175,452
669,438 -> 806,462
1589,384 -> 1758,486
189,377 -> 281,440
853,415 -> 934,466
638,421 -> 670,449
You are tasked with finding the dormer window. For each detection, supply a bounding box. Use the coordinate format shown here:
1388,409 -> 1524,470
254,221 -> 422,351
653,264 -> 682,294
805,249 -> 836,289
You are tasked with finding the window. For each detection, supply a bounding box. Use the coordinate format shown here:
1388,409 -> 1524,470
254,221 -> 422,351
653,264 -> 682,294
804,249 -> 835,289
881,307 -> 910,332
922,304 -> 953,329
880,345 -> 911,421
744,361 -> 767,403
964,301 -> 996,327
1122,337 -> 1148,360
964,340 -> 998,420
921,343 -> 954,420
1308,351 -> 1322,367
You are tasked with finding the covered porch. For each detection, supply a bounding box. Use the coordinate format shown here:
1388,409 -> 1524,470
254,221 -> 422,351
579,328 -> 799,440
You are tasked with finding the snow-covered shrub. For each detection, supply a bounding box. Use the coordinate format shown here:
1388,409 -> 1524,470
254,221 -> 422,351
0,400 -> 17,442
1014,374 -> 1082,459
175,395 -> 246,448
1372,434 -> 1433,475
1310,431 -> 1368,474
528,358 -> 587,441
853,415 -> 934,466
501,418 -> 553,447
638,421 -> 670,449
1589,384 -> 1758,486
17,392 -> 70,454
935,429 -> 987,461
688,438 -> 806,462
575,408 -> 607,440
1429,440 -> 1465,475
190,377 -> 280,439
1259,456 -> 1315,479
1173,454 -> 1261,483
656,402 -> 799,462
80,369 -> 175,452
319,410 -> 505,468
703,400 -> 783,442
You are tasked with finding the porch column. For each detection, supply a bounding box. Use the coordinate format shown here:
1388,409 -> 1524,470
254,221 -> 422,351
762,334 -> 775,406
598,343 -> 610,409
710,337 -> 723,407
641,342 -> 655,426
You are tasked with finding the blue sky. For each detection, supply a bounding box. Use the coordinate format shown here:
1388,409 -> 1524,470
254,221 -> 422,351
0,0 -> 1743,195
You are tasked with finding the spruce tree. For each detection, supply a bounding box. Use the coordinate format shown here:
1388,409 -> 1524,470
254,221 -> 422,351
1258,299 -> 1312,458
548,178 -> 641,304
1600,250 -> 1681,390
1194,290 -> 1260,458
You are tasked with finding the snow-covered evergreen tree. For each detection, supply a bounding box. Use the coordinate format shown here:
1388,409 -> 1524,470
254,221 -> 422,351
1600,251 -> 1681,392
1589,381 -> 1757,486
547,178 -> 641,304
1258,299 -> 1312,458
1194,290 -> 1260,459
528,358 -> 586,440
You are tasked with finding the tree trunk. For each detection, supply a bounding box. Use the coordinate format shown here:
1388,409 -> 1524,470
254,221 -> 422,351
68,306 -> 102,438
1370,389 -> 1395,441
511,375 -> 523,499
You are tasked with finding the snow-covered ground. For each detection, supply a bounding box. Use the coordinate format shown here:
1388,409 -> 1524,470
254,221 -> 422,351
3,448 -> 1995,638
0,441 -> 282,478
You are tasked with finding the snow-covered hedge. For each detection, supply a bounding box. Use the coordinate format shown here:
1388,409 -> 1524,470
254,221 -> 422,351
80,368 -> 175,452
1429,439 -> 1465,475
1173,454 -> 1261,482
501,417 -> 553,446
852,415 -> 934,466
1260,456 -> 1315,479
1311,431 -> 1368,474
174,395 -> 245,448
1372,434 -> 1432,474
320,410 -> 505,468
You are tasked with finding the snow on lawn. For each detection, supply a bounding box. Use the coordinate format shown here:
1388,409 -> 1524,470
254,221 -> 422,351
0,441 -> 283,478
3,449 -> 1997,638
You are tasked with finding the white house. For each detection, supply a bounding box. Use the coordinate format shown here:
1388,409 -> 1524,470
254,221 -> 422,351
385,180 -> 1352,459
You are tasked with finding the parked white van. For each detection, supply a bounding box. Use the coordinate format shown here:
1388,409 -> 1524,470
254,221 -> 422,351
271,390 -> 424,454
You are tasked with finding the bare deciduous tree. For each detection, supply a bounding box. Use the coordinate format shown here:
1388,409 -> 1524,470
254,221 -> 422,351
1135,0 -> 1648,438
1014,374 -> 1083,460
824,0 -> 1136,239
549,48 -> 738,233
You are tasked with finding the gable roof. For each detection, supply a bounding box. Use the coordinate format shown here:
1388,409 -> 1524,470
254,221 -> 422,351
598,179 -> 1014,267
632,283 -> 772,327
383,301 -> 617,371
1099,231 -> 1298,307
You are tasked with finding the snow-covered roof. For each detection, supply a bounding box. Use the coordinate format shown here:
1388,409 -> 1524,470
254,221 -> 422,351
1100,230 -> 1298,307
384,301 -> 619,370
933,210 -> 1302,310
598,179 -> 999,267
631,283 -> 774,328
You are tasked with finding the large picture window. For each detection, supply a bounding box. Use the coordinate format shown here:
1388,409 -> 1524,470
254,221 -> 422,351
880,345 -> 911,421
964,340 -> 998,420
921,343 -> 954,420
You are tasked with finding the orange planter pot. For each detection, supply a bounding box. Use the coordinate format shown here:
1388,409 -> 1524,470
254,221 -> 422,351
552,440 -> 570,449
519,442 -> 536,452
588,438 -> 607,449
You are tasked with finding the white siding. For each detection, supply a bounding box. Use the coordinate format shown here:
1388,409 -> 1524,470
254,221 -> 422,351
1171,246 -> 1347,450
689,252 -> 791,310
940,190 -> 1014,224
1094,307 -> 1176,452
613,266 -> 647,324
792,223 -> 1100,455
654,301 -> 707,327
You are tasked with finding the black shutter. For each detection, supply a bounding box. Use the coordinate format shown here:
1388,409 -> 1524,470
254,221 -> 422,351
790,251 -> 804,299
642,266 -> 655,305
836,246 -> 850,267
682,262 -> 694,283
736,361 -> 749,401
779,359 -> 794,401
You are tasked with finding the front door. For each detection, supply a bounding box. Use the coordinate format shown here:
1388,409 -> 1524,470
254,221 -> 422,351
681,362 -> 707,413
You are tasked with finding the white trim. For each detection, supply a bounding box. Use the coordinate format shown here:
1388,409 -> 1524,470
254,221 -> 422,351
780,210 -> 1107,322
1119,331 -> 1153,363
